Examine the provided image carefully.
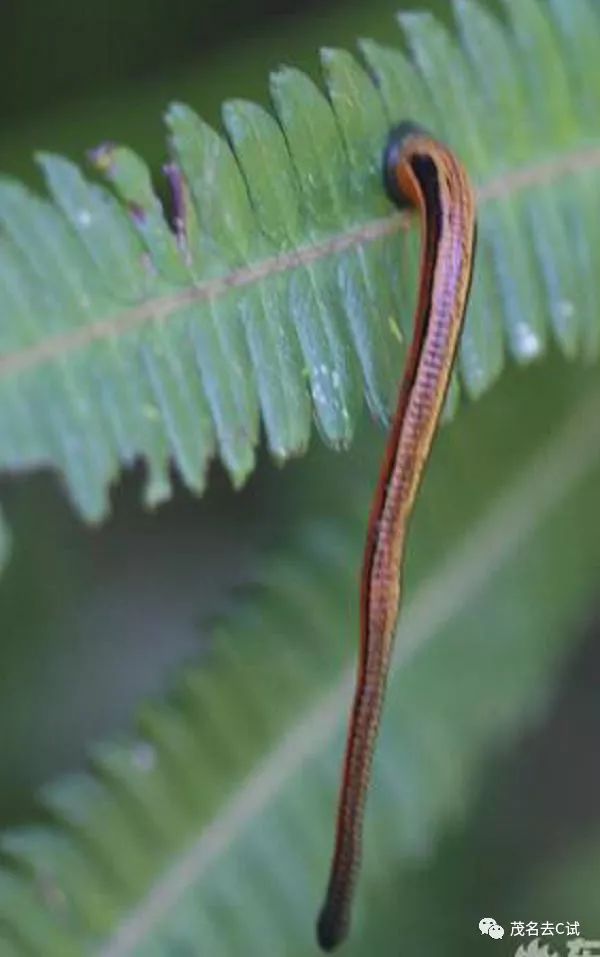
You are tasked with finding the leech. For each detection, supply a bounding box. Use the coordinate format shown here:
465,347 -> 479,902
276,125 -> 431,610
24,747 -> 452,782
317,122 -> 477,951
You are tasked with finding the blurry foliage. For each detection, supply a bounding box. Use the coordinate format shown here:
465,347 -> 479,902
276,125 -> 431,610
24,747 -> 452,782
0,0 -> 332,122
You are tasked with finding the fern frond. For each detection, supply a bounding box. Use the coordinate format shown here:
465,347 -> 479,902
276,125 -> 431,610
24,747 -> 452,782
1,0 -> 599,523
2,356 -> 600,954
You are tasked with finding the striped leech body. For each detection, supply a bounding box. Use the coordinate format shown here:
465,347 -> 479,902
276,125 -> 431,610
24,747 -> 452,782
317,122 -> 477,952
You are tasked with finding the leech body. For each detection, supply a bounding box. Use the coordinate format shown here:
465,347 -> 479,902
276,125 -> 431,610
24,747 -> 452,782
317,123 -> 477,951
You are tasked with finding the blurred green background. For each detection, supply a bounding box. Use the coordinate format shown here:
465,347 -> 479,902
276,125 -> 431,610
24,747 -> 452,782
0,0 -> 599,953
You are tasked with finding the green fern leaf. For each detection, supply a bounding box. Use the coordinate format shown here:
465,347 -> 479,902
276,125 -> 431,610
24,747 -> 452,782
1,0 -> 599,524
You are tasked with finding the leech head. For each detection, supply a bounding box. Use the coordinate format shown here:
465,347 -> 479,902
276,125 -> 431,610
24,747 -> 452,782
383,120 -> 430,208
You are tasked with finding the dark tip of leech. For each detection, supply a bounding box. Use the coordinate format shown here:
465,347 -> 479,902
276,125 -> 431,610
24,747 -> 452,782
316,903 -> 349,952
383,120 -> 430,208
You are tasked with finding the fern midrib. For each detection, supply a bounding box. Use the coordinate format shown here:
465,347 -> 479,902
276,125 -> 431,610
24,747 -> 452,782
3,142 -> 600,381
98,382 -> 600,957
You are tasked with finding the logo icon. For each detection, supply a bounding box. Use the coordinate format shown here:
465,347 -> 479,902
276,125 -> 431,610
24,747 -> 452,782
480,918 -> 505,939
